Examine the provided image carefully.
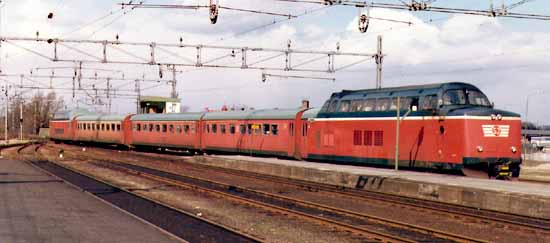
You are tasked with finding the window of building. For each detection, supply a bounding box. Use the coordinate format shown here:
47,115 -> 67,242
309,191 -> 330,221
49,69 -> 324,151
263,124 -> 270,135
221,124 -> 226,134
239,124 -> 245,134
212,124 -> 217,133
271,124 -> 278,135
162,124 -> 167,133
230,124 -> 236,134
353,130 -> 362,146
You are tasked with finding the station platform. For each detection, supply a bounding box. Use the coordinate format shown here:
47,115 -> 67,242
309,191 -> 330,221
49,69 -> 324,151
0,159 -> 181,243
192,155 -> 550,220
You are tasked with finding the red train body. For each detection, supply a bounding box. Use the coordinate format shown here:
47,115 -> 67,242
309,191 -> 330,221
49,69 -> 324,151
50,82 -> 522,177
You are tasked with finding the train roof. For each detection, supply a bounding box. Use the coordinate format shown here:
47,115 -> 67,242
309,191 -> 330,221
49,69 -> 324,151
52,109 -> 94,121
302,108 -> 320,119
76,114 -> 128,121
330,82 -> 480,100
131,113 -> 204,121
203,108 -> 302,121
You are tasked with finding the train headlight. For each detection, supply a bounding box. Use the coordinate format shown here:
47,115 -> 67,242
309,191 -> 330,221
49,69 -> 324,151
477,146 -> 484,152
496,114 -> 503,120
511,146 -> 517,153
490,114 -> 496,120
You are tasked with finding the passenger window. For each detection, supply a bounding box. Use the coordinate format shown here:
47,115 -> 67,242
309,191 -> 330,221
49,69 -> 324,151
169,124 -> 174,133
149,124 -> 153,132
184,125 -> 190,134
351,100 -> 364,112
327,100 -> 339,112
271,124 -> 278,135
421,95 -> 438,110
239,124 -> 246,134
363,99 -> 376,111
212,124 -> 217,133
375,98 -> 390,111
230,124 -> 236,134
111,124 -> 115,131
247,124 -> 253,134
117,124 -> 121,131
390,98 -> 398,110
221,124 -> 226,134
137,124 -> 141,131
161,124 -> 166,133
176,125 -> 181,133
254,124 -> 262,135
338,100 -> 351,112
263,124 -> 270,135
101,124 -> 105,131
106,124 -> 110,131
155,124 -> 160,132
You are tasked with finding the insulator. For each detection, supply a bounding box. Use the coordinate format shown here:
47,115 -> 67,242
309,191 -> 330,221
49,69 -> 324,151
358,14 -> 369,33
47,13 -> 54,19
209,1 -> 219,24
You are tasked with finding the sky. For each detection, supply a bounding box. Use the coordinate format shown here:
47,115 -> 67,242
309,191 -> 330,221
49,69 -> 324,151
0,0 -> 549,124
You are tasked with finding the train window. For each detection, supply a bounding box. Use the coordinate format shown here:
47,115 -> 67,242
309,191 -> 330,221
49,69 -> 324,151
239,124 -> 245,134
255,125 -> 262,135
338,100 -> 351,112
169,124 -> 174,133
221,124 -> 227,134
443,90 -> 466,105
117,124 -> 121,131
154,124 -> 159,132
106,124 -> 110,131
289,123 -> 294,136
351,100 -> 364,112
230,124 -> 236,134
205,124 -> 210,133
247,124 -> 253,134
137,124 -> 141,131
147,124 -> 151,132
271,125 -> 278,135
375,98 -> 390,111
320,100 -> 331,112
183,125 -> 189,134
421,95 -> 438,110
390,98 -> 398,110
327,100 -> 339,112
263,124 -> 270,135
400,97 -> 414,110
176,125 -> 181,133
162,124 -> 167,133
466,90 -> 491,107
191,125 -> 196,134
353,130 -> 362,146
364,131 -> 373,146
111,124 -> 115,131
374,131 -> 384,146
101,124 -> 105,131
212,124 -> 217,133
363,99 -> 376,111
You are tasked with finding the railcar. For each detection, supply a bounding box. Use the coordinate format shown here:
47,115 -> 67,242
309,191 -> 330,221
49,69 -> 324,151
129,113 -> 203,151
201,109 -> 305,157
74,114 -> 132,145
50,82 -> 522,178
309,82 -> 522,177
50,109 -> 93,142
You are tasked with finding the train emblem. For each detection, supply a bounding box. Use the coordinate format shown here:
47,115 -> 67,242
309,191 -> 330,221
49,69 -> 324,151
482,125 -> 510,137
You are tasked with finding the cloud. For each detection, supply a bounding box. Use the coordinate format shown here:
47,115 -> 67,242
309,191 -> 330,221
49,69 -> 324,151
0,1 -> 549,123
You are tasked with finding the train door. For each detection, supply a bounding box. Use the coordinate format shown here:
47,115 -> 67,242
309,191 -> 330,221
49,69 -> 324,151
292,110 -> 306,159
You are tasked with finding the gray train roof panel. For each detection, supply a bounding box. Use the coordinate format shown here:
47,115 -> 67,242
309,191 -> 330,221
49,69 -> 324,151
332,82 -> 480,100
302,108 -> 320,119
203,109 -> 301,121
52,109 -> 95,121
131,113 -> 204,121
76,114 -> 128,121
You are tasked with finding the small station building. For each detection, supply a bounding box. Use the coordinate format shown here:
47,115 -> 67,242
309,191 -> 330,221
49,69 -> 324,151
139,96 -> 181,114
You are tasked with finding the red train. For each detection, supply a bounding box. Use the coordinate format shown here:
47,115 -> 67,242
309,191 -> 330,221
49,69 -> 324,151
50,82 -> 522,178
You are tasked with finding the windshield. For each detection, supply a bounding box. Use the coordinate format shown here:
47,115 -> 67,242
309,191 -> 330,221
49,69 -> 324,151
443,89 -> 491,107
467,90 -> 491,106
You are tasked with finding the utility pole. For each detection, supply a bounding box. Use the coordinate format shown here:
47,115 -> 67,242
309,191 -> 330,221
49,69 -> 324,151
106,78 -> 112,113
2,84 -> 7,144
171,65 -> 177,99
135,77 -> 141,113
19,75 -> 23,140
376,35 -> 383,89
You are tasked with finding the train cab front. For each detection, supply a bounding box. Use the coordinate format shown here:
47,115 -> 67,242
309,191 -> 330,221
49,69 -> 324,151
440,85 -> 522,179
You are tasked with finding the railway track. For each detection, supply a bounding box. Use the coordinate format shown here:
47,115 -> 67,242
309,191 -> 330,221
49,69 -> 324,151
62,143 -> 549,232
91,159 -> 488,243
42,143 -> 550,242
16,144 -> 263,243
